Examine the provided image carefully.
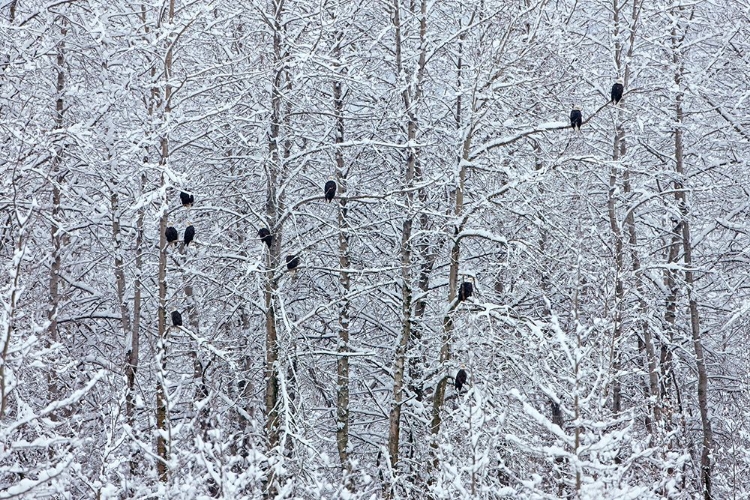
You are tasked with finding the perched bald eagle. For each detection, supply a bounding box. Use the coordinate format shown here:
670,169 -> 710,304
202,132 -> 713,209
180,191 -> 194,207
324,180 -> 337,202
165,226 -> 178,245
611,79 -> 624,105
258,228 -> 272,247
551,400 -> 563,428
455,368 -> 468,391
171,310 -> 182,327
458,281 -> 473,301
286,255 -> 299,271
184,225 -> 195,246
570,106 -> 582,131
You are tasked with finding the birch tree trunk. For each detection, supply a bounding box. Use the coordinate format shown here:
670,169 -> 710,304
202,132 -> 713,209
109,129 -> 131,344
155,0 -> 175,482
155,195 -> 169,483
0,205 -> 25,418
128,8 -> 151,471
429,14 -> 471,457
661,216 -> 681,428
386,0 -> 427,480
46,18 -> 66,408
614,0 -> 661,429
264,2 -> 287,495
606,126 -> 625,418
110,186 -> 131,336
126,172 -> 145,476
670,10 -> 713,495
332,28 -> 352,483
606,0 -> 634,418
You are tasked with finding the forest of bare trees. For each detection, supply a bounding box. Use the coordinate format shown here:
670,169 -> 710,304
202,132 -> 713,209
2,0 -> 750,498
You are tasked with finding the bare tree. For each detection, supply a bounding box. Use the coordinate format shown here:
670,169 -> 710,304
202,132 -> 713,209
263,1 -> 290,495
669,5 -> 714,496
46,16 -> 66,409
331,26 -> 352,483
154,0 -> 176,482
386,0 -> 428,487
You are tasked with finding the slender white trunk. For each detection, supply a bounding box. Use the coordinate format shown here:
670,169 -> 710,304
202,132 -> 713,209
331,28 -> 352,484
47,18 -> 66,408
155,0 -> 175,482
264,3 -> 287,496
386,2 -> 428,485
670,16 -> 713,495
429,12 -> 472,461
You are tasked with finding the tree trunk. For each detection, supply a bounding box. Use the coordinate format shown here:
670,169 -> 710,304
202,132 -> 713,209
611,0 -> 661,430
670,16 -> 713,495
0,6 -> 20,415
111,189 -> 131,339
155,205 -> 169,483
606,135 -> 624,417
264,2 -> 286,495
429,17 -> 470,456
386,0 -> 427,476
155,0 -> 175,482
126,172 -> 145,477
47,18 -> 66,408
0,212 -> 25,418
332,29 -> 352,484
606,0 -> 633,418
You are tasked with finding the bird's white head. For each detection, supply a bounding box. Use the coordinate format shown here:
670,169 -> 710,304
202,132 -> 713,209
616,78 -> 624,84
573,105 -> 581,111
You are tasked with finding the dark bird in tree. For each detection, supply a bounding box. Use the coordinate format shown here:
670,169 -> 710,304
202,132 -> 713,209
550,399 -> 563,428
286,255 -> 299,271
570,106 -> 583,131
184,225 -> 195,246
171,310 -> 182,327
258,228 -> 272,247
458,281 -> 473,301
455,367 -> 468,391
180,191 -> 194,207
324,179 -> 337,202
611,78 -> 624,105
165,226 -> 178,245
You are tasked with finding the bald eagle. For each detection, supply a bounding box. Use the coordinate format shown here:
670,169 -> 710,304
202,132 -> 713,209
180,191 -> 194,207
184,225 -> 195,246
286,255 -> 299,271
324,180 -> 337,202
611,79 -> 624,105
258,228 -> 272,247
165,226 -> 178,245
551,400 -> 563,427
171,310 -> 182,327
570,106 -> 582,131
455,368 -> 468,391
458,281 -> 473,301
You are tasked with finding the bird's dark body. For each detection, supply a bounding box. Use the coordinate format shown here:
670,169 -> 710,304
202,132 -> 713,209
165,226 -> 178,244
184,225 -> 195,246
324,180 -> 337,202
455,369 -> 468,391
611,83 -> 624,104
286,255 -> 299,270
180,191 -> 194,207
258,228 -> 272,247
570,109 -> 583,130
458,281 -> 473,301
171,310 -> 182,327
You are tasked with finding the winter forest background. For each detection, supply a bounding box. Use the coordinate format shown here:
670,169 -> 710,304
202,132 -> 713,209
1,0 -> 749,498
